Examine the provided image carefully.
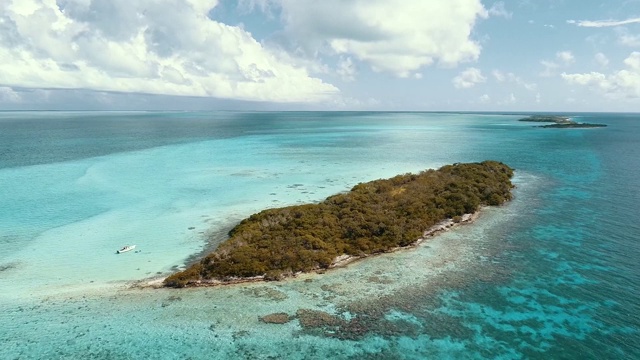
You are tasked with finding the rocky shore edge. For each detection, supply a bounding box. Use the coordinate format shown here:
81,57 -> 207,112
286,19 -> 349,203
134,210 -> 482,290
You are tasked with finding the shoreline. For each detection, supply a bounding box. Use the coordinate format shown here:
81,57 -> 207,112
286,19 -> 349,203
518,115 -> 606,128
134,209 -> 484,290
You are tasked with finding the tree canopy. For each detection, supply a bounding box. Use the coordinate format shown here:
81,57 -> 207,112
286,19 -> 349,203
165,161 -> 514,287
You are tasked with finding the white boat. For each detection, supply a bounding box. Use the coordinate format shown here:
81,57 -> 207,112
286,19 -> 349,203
116,245 -> 136,254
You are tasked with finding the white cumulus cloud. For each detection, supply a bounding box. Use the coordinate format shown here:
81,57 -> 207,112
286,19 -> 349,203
625,52 -> 640,70
453,67 -> 486,89
619,32 -> 640,47
492,70 -> 536,90
272,0 -> 488,77
539,51 -> 575,77
557,51 -> 575,65
562,52 -> 640,99
0,0 -> 339,103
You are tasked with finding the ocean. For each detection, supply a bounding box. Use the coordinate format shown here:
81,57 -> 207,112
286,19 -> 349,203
0,111 -> 638,359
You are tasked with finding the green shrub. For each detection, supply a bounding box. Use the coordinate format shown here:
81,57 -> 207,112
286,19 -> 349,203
163,263 -> 203,288
164,161 -> 514,287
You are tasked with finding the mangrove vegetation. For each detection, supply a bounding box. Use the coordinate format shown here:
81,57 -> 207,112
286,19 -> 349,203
164,161 -> 514,287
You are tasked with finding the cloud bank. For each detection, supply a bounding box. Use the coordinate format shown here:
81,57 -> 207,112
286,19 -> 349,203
0,0 -> 338,102
272,0 -> 489,77
562,52 -> 640,99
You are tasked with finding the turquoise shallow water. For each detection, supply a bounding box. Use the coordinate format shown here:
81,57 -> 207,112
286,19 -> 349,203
0,112 -> 638,359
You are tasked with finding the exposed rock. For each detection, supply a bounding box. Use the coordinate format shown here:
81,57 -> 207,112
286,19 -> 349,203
330,254 -> 357,268
296,309 -> 344,328
259,313 -> 291,324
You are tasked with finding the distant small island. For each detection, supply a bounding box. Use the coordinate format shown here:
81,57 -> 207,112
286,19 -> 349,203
164,161 -> 514,288
519,115 -> 607,128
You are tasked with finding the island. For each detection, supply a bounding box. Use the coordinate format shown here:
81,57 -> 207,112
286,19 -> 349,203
164,161 -> 515,288
518,115 -> 606,128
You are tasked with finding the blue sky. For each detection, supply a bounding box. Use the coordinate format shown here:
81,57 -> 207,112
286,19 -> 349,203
1,0 -> 639,111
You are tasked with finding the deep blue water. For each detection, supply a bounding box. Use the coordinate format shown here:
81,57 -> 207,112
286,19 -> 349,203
0,112 -> 638,359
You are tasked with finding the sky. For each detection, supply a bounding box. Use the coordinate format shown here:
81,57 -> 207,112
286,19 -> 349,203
1,0 -> 640,111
